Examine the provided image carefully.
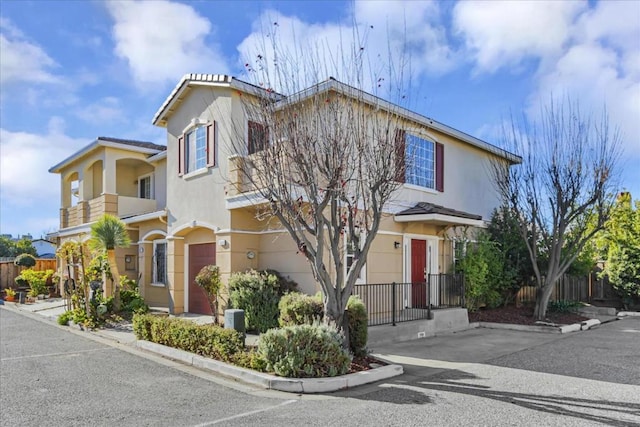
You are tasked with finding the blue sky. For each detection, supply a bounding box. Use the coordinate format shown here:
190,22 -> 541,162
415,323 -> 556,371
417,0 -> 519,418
1,0 -> 639,239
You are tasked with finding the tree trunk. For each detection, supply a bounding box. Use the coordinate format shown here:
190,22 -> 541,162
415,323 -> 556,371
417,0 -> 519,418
533,282 -> 555,320
107,250 -> 121,312
324,298 -> 350,351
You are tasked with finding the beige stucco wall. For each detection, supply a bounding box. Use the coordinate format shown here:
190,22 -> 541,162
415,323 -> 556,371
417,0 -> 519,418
165,86 -> 240,235
395,125 -> 500,221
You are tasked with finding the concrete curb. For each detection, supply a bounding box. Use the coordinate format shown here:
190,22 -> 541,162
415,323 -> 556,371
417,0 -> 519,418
618,311 -> 640,318
471,319 -> 603,334
136,340 -> 403,393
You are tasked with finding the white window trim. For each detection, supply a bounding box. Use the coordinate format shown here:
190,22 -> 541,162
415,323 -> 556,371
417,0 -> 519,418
138,173 -> 154,199
402,183 -> 439,194
344,230 -> 367,284
183,167 -> 209,180
151,239 -> 167,287
405,133 -> 436,190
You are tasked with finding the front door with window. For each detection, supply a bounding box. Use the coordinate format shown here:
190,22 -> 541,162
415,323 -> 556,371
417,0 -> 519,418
188,243 -> 215,315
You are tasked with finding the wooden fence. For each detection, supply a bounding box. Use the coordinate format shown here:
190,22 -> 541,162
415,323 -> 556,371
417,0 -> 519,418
0,259 -> 57,290
515,274 -> 618,305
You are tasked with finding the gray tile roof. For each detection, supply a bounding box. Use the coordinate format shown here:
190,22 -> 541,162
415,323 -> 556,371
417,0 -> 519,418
396,202 -> 482,220
97,136 -> 166,151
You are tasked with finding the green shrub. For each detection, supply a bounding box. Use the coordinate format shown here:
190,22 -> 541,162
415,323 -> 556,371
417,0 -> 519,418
346,296 -> 368,357
16,269 -> 53,297
258,323 -> 351,378
132,314 -> 244,362
264,269 -> 298,295
195,265 -> 222,321
456,234 -> 503,311
121,289 -> 148,314
278,292 -> 324,327
228,270 -> 280,333
230,348 -> 267,372
58,310 -> 72,326
14,253 -> 36,268
278,293 -> 368,356
548,300 -> 583,313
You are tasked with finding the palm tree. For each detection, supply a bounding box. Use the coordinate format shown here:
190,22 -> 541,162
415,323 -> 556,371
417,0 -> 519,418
90,214 -> 131,312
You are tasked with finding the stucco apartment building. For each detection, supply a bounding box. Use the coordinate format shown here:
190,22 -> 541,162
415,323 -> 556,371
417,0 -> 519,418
49,74 -> 519,316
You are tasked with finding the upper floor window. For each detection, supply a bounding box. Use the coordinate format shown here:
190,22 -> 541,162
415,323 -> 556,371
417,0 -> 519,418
178,121 -> 216,177
248,121 -> 268,155
187,126 -> 207,172
395,129 -> 444,192
139,174 -> 153,199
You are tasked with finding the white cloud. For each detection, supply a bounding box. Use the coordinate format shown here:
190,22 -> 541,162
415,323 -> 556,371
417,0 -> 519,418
354,0 -> 457,76
453,1 -> 586,73
105,0 -> 229,87
237,1 -> 455,98
0,118 -> 88,208
528,1 -> 640,159
0,18 -> 59,85
75,97 -> 127,125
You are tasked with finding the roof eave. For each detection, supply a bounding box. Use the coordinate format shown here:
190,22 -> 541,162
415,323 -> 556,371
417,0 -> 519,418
394,213 -> 485,227
276,79 -> 521,164
49,139 -> 164,174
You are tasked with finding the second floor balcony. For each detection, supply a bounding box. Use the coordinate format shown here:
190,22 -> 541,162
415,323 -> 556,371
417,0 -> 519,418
60,194 -> 158,229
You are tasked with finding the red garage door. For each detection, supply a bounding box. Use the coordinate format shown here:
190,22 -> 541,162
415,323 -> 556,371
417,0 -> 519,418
188,243 -> 216,315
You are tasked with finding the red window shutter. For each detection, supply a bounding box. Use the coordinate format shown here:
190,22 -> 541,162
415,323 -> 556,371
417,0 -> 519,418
178,135 -> 185,176
436,142 -> 444,192
394,129 -> 406,183
206,122 -> 215,167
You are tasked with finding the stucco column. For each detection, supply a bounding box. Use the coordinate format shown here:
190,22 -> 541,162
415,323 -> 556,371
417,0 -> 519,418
166,236 -> 185,314
81,167 -> 93,201
138,241 -> 152,299
103,157 -> 117,195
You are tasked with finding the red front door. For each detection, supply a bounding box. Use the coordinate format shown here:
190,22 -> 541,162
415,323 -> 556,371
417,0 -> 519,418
411,239 -> 427,308
188,243 -> 216,315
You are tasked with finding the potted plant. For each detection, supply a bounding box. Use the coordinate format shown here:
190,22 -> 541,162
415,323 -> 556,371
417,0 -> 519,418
4,288 -> 16,302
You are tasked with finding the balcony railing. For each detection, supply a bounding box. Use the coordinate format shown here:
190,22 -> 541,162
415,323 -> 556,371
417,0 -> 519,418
352,274 -> 465,326
60,194 -> 157,228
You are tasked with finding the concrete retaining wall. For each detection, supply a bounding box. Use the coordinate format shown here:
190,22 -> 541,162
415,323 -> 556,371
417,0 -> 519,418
367,308 -> 469,346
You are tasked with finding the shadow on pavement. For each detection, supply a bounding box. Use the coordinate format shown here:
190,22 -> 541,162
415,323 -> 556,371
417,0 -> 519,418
346,369 -> 639,426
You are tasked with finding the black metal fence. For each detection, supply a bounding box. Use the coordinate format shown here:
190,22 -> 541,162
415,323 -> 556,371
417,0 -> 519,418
352,274 -> 465,326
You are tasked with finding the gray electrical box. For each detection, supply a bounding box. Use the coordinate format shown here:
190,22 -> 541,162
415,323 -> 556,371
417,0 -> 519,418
224,309 -> 246,335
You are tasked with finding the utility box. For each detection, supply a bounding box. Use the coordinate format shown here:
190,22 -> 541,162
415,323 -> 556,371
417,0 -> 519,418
224,309 -> 246,336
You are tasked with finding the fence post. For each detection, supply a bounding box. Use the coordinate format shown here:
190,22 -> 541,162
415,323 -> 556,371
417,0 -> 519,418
460,274 -> 466,309
391,282 -> 396,326
427,275 -> 433,320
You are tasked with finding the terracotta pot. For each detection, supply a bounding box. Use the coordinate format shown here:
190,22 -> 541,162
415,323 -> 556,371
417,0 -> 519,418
5,296 -> 15,302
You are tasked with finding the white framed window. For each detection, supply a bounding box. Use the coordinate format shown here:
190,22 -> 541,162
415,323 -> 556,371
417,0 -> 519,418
186,126 -> 207,173
406,134 -> 435,189
345,231 -> 367,284
138,174 -> 153,199
178,121 -> 216,177
396,129 -> 444,192
152,240 -> 167,286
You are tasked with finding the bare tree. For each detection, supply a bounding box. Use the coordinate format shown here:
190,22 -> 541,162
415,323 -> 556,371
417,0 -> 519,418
228,23 -> 409,344
491,99 -> 621,320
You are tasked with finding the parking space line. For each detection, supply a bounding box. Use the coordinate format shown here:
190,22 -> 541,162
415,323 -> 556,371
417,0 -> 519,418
1,347 -> 114,362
